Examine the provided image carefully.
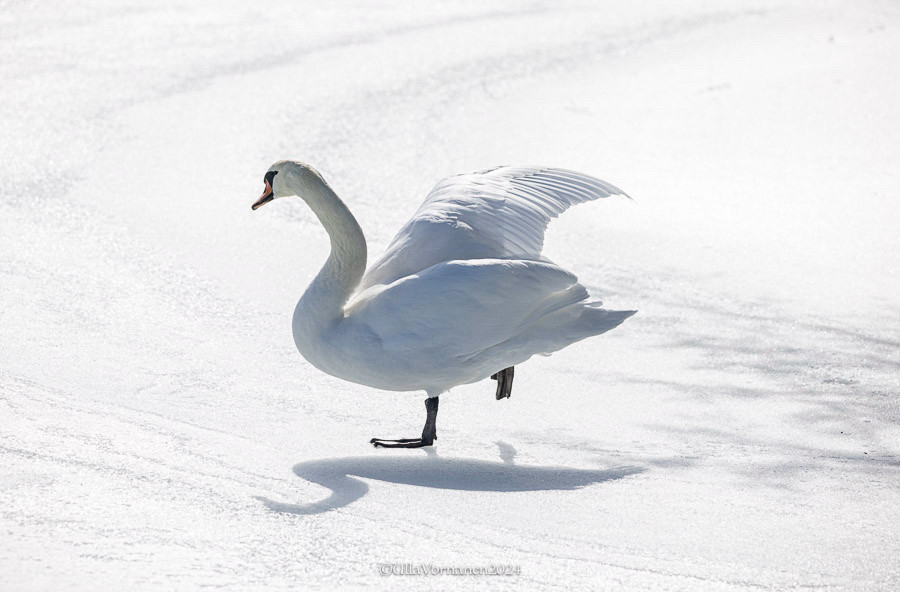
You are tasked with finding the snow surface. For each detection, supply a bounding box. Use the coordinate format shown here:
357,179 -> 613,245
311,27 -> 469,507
2,1 -> 899,590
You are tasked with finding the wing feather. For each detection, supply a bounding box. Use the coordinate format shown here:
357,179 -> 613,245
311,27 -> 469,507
353,259 -> 588,360
356,166 -> 628,294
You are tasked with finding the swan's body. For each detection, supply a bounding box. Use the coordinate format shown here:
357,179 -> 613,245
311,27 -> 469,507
253,161 -> 635,447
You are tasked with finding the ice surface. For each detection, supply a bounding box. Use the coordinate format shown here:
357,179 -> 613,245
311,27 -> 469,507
1,1 -> 898,590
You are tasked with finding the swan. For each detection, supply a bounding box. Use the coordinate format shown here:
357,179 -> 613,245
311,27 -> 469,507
252,161 -> 635,448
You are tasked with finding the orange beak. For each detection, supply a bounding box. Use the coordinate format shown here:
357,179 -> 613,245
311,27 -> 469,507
252,179 -> 275,210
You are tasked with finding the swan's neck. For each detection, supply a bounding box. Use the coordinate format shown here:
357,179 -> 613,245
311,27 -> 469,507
293,175 -> 367,332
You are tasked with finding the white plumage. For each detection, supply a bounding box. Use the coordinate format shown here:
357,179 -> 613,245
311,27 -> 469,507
356,166 -> 629,292
252,161 -> 635,446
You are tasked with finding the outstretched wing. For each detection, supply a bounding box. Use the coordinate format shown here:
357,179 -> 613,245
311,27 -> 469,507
356,166 -> 627,293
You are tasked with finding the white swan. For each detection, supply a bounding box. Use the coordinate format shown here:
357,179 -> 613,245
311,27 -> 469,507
252,161 -> 635,448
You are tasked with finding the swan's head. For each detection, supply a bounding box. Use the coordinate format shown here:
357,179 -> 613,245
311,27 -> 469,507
251,160 -> 325,210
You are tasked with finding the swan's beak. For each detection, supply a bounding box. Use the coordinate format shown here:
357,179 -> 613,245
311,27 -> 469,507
252,179 -> 275,210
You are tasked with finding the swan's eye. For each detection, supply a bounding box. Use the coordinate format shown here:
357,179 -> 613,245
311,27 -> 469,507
264,170 -> 277,185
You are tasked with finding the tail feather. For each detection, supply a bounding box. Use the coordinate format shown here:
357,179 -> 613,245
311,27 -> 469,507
582,307 -> 637,336
520,283 -> 589,328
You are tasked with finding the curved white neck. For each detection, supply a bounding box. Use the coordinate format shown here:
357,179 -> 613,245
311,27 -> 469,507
291,174 -> 367,333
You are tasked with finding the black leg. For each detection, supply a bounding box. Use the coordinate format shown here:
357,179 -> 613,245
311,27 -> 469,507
491,366 -> 515,399
371,397 -> 439,448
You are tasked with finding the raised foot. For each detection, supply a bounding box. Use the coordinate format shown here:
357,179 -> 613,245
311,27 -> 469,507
492,366 -> 515,400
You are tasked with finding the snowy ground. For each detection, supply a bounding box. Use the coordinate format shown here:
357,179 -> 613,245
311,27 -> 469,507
2,0 -> 899,589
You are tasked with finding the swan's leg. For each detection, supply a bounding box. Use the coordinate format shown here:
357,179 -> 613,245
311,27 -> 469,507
370,397 -> 439,448
491,366 -> 515,400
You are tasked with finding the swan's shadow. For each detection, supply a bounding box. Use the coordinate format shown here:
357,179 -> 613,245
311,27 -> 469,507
258,445 -> 644,515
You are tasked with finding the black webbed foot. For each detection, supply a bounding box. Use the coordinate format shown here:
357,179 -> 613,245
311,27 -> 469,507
491,366 -> 515,399
370,397 -> 438,449
370,437 -> 433,449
